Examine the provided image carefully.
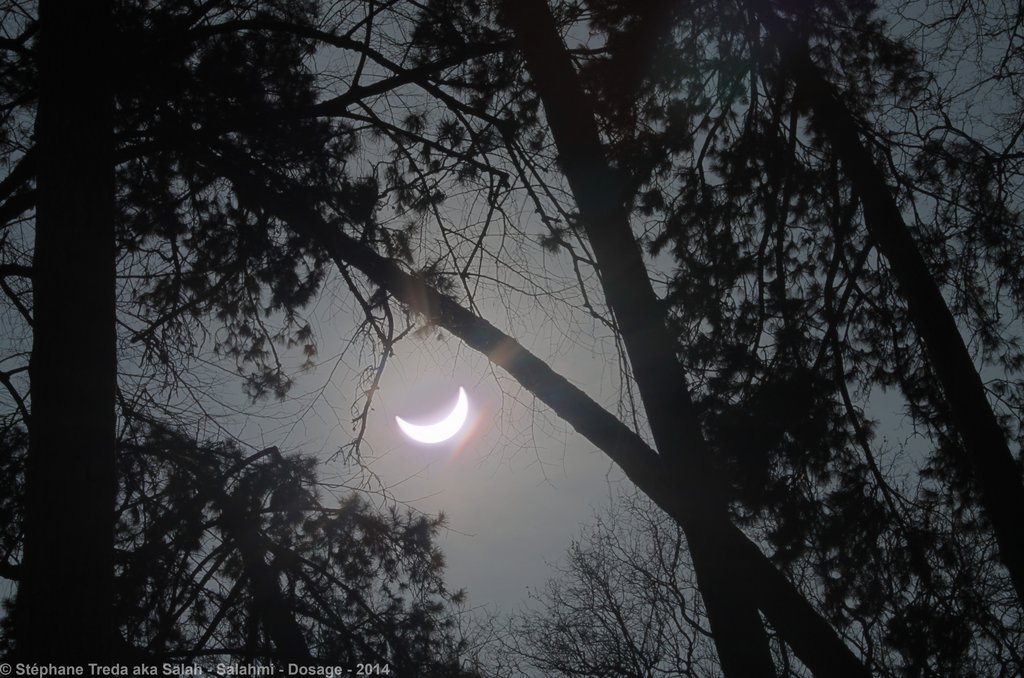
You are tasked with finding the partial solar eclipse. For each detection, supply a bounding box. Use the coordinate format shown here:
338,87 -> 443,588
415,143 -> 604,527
395,386 -> 469,444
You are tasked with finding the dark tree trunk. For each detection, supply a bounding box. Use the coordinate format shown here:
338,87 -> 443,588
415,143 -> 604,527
755,6 -> 1024,606
495,2 -> 775,675
14,0 -> 117,663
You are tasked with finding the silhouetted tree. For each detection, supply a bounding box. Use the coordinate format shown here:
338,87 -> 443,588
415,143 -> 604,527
505,492 -> 719,677
13,0 -> 118,663
507,483 -> 1020,675
322,0 -> 1022,673
2,0 -> 1022,675
112,424 -> 471,672
1,0 -> 478,669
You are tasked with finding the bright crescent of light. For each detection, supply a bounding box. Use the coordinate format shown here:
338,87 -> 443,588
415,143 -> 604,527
395,387 -> 469,444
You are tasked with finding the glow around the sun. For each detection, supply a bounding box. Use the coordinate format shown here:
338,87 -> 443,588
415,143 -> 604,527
395,386 -> 469,444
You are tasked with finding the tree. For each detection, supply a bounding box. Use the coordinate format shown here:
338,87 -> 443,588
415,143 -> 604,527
506,492 -> 720,677
13,0 -> 118,663
750,0 -> 1024,606
111,424 -> 472,672
509,482 -> 1020,676
1,0 -> 476,668
2,0 -> 1022,674
288,0 -> 1015,675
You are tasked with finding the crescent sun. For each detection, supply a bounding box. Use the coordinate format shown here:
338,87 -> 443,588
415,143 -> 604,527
395,387 -> 469,444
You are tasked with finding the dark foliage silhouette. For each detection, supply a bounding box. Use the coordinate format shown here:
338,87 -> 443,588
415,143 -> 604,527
0,0 -> 1021,675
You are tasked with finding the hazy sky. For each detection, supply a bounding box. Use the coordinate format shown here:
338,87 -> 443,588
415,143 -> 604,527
357,334 -> 631,614
280,271 -> 635,616
172,219 -> 641,619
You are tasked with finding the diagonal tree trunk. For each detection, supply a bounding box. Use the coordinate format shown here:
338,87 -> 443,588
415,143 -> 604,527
312,205 -> 870,678
15,0 -> 118,663
207,147 -> 872,678
754,5 -> 1024,606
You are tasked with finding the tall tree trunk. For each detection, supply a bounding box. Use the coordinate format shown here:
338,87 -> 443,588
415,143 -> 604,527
754,5 -> 1024,605
209,149 -> 872,678
496,2 -> 775,675
15,0 -> 117,663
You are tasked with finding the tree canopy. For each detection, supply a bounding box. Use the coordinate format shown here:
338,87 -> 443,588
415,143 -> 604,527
1,0 -> 1022,675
